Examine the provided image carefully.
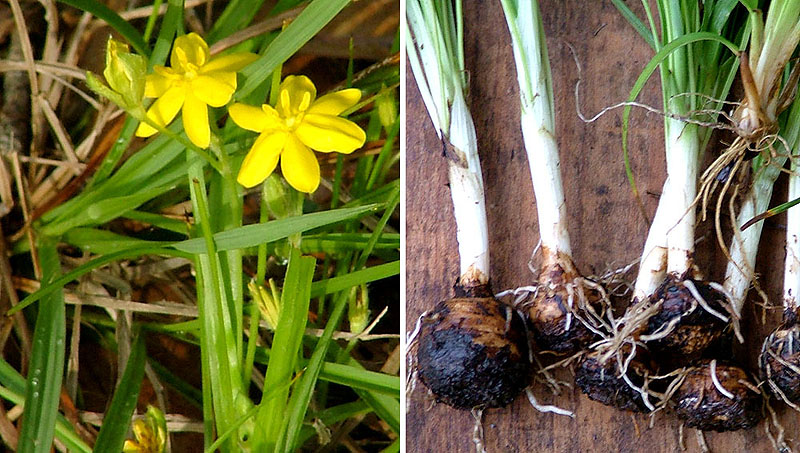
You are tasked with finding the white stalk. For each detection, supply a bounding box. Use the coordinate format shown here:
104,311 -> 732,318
448,91 -> 490,281
633,179 -> 670,301
501,0 -> 571,260
723,162 -> 784,316
664,120 -> 700,275
407,0 -> 490,283
785,161 -> 800,311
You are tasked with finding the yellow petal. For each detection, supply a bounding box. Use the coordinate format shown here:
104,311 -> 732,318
182,91 -> 210,148
277,75 -> 316,117
281,134 -> 319,193
144,72 -> 171,98
229,103 -> 280,132
307,88 -> 361,116
295,114 -> 366,153
136,86 -> 186,137
201,52 -> 259,73
191,74 -> 236,107
171,33 -> 209,70
237,131 -> 287,188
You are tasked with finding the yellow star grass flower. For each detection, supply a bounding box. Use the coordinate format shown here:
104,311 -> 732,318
229,75 -> 366,192
135,33 -> 258,148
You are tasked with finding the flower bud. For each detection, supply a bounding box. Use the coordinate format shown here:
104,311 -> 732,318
123,405 -> 167,453
249,279 -> 282,330
88,38 -> 147,110
348,284 -> 370,335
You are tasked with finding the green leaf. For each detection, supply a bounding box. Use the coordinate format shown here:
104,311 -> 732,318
56,0 -> 149,56
253,248 -> 315,450
93,334 -> 147,452
309,261 -> 399,298
236,0 -> 351,99
10,247 -> 192,315
17,240 -> 66,453
63,228 -> 172,254
172,204 -> 382,253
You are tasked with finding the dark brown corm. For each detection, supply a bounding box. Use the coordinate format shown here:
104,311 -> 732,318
760,308 -> 800,403
639,275 -> 728,359
417,285 -> 530,410
575,347 -> 655,413
673,360 -> 762,432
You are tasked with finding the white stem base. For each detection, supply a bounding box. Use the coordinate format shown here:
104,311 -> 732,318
521,111 -> 571,257
664,121 -> 700,275
634,179 -> 670,301
724,160 -> 784,315
448,92 -> 490,284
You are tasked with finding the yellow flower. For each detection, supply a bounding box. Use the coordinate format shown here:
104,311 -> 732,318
135,33 -> 258,148
229,75 -> 366,192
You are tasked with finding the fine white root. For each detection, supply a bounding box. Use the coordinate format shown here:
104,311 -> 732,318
682,280 -> 729,323
524,387 -> 574,418
765,398 -> 792,453
695,430 -> 710,453
405,311 -> 429,406
471,408 -> 486,453
709,360 -> 735,399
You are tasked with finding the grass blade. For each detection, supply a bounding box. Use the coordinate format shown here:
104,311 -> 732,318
173,204 -> 382,253
17,240 -> 66,453
253,247 -> 315,450
236,0 -> 351,99
93,333 -> 146,452
56,0 -> 149,56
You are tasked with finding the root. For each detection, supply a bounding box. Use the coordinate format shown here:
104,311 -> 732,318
765,398 -> 793,453
568,41 -> 737,132
524,387 -> 574,418
471,408 -> 486,453
709,359 -> 735,399
405,310 -> 430,407
695,429 -> 710,453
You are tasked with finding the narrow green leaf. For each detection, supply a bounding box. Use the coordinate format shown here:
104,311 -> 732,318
10,247 -> 192,315
63,228 -> 172,254
610,0 -> 656,49
254,248 -> 315,449
309,261 -> 399,298
93,334 -> 147,452
172,204 -> 382,253
18,240 -> 66,453
56,0 -> 149,56
317,362 -> 399,395
236,0 -> 351,99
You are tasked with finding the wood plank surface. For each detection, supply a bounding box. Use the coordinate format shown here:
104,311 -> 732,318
405,1 -> 799,451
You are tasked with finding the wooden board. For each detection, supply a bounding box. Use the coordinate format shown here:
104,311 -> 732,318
405,1 -> 799,451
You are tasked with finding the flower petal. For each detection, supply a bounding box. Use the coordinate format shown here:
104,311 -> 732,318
171,33 -> 209,69
295,114 -> 366,153
237,131 -> 287,188
281,134 -> 320,193
277,75 -> 316,117
201,52 -> 259,73
229,103 -> 280,132
144,72 -> 171,98
191,74 -> 236,107
182,91 -> 210,148
307,88 -> 361,116
136,86 -> 186,137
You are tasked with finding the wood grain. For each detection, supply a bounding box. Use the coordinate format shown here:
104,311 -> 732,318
405,1 -> 798,451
